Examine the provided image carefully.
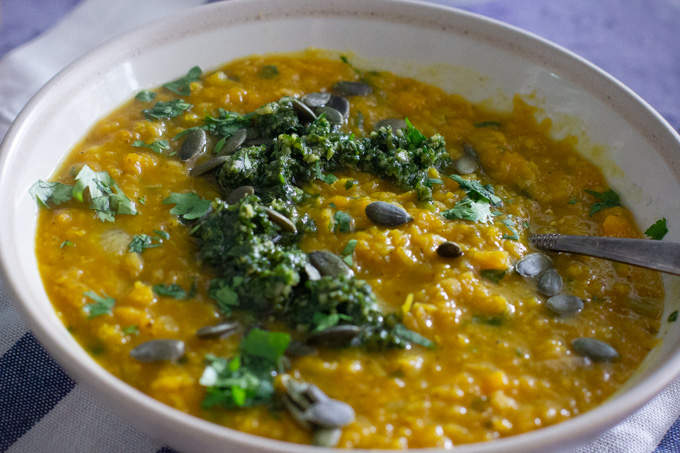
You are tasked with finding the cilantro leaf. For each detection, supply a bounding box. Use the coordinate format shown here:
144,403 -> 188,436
60,240 -> 74,248
153,283 -> 188,299
163,66 -> 202,96
333,210 -> 352,233
344,180 -> 356,190
153,229 -> 170,240
480,269 -> 506,283
314,160 -> 338,184
132,139 -> 170,154
29,180 -> 73,207
645,218 -> 668,240
669,310 -> 678,323
585,189 -> 621,216
240,329 -> 291,365
128,234 -> 161,253
163,192 -> 211,220
258,65 -> 279,79
341,239 -> 358,267
71,165 -> 137,222
448,174 -> 502,206
209,280 -> 239,315
122,325 -> 140,335
501,218 -> 519,240
83,291 -> 115,318
391,323 -> 434,349
404,117 -> 426,148
135,90 -> 156,102
143,99 -> 193,120
442,197 -> 493,223
311,312 -> 353,333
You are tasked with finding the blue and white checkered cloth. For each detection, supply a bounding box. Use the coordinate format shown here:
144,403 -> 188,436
1,1 -> 679,451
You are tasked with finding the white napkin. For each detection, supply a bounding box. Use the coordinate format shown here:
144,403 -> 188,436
0,0 -> 678,451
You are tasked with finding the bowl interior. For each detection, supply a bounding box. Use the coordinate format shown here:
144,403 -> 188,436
2,0 -> 680,451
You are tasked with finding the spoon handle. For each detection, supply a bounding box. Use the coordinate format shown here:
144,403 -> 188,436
530,234 -> 680,276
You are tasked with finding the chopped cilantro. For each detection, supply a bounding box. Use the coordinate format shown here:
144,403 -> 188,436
333,210 -> 352,233
162,66 -> 202,96
128,234 -> 161,253
122,325 -> 139,335
441,197 -> 493,223
645,218 -> 668,240
83,291 -> 115,318
72,165 -> 137,222
404,117 -> 427,147
568,197 -> 578,205
154,229 -> 170,240
501,218 -> 519,240
344,180 -> 356,190
60,240 -> 74,248
391,323 -> 435,349
258,65 -> 279,79
472,314 -> 504,326
132,139 -> 170,154
448,174 -> 502,206
669,310 -> 678,323
153,283 -> 190,299
163,192 -> 211,220
200,329 -> 290,409
29,180 -> 73,207
426,178 -> 443,187
311,312 -> 353,333
209,280 -> 240,315
480,269 -> 506,283
135,90 -> 156,102
585,189 -> 621,216
339,55 -> 361,74
314,161 -> 338,184
341,239 -> 358,266
143,99 -> 193,120
138,196 -> 146,205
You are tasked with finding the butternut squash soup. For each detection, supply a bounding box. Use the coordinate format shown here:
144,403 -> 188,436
31,51 -> 664,449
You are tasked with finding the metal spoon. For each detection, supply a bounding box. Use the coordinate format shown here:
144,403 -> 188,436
530,234 -> 680,276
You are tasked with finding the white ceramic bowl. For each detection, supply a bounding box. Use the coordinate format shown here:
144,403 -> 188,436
2,1 -> 680,451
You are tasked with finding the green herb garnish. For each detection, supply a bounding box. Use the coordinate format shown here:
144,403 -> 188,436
72,165 -> 137,222
501,218 -> 519,240
585,189 -> 621,216
163,66 -> 202,96
341,239 -> 358,266
29,180 -> 73,207
669,311 -> 678,323
448,174 -> 502,206
333,210 -> 352,233
645,218 -> 668,240
83,291 -> 115,318
60,240 -> 74,248
163,192 -> 211,220
122,325 -> 140,335
128,234 -> 161,253
258,65 -> 279,79
132,139 -> 170,154
480,269 -> 506,283
135,90 -> 156,102
153,283 -> 189,300
143,99 -> 193,120
441,197 -> 493,223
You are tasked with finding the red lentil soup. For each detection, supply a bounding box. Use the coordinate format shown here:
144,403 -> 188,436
34,50 -> 663,449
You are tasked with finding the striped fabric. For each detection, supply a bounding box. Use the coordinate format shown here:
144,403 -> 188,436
1,0 -> 679,451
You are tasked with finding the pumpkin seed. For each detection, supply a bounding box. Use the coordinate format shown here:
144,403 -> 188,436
225,185 -> 254,205
264,207 -> 297,233
572,338 -> 619,362
365,201 -> 413,227
516,253 -> 553,278
303,399 -> 355,428
302,92 -> 331,108
129,339 -> 185,362
219,128 -> 247,155
454,155 -> 478,175
538,269 -> 563,296
308,251 -> 354,278
195,321 -> 240,339
189,155 -> 229,176
326,95 -> 350,119
292,99 -> 317,123
313,428 -> 342,448
304,262 -> 322,281
332,81 -> 372,97
546,294 -> 584,315
374,118 -> 407,132
314,106 -> 344,125
436,241 -> 463,258
307,325 -> 362,347
178,129 -> 207,161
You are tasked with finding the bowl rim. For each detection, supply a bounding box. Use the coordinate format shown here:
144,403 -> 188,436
1,0 -> 680,451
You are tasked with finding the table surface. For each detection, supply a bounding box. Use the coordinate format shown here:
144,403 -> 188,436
1,1 -> 679,452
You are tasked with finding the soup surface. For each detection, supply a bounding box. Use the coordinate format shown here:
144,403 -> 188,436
34,50 -> 664,449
